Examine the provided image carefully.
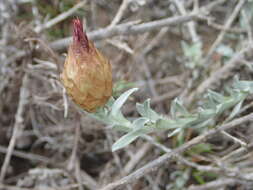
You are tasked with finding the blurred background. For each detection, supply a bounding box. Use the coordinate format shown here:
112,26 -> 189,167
1,0 -> 253,189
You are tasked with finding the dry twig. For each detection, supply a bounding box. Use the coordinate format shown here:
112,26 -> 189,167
34,1 -> 87,33
50,13 -> 199,50
187,44 -> 253,104
0,75 -> 30,182
203,0 -> 246,66
99,113 -> 253,190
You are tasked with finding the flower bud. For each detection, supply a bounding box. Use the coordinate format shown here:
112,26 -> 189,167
61,19 -> 112,112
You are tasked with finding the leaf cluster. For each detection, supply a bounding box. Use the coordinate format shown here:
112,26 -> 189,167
92,78 -> 253,151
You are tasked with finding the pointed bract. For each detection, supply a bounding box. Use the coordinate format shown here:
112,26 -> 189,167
61,18 -> 112,112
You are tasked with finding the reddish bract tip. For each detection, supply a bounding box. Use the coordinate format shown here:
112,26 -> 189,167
72,18 -> 89,50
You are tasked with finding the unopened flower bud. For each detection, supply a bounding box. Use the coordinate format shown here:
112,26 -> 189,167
61,19 -> 112,112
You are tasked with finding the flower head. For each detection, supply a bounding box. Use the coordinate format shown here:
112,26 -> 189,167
61,18 -> 112,112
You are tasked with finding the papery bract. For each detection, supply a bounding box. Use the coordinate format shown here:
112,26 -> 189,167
61,19 -> 112,112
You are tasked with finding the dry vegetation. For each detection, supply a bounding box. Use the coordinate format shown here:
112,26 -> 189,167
1,0 -> 253,190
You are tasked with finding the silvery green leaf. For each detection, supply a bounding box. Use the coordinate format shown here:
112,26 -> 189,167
112,124 -> 131,132
215,101 -> 228,114
132,117 -> 149,129
155,118 -> 179,130
143,99 -> 160,120
216,45 -> 234,57
176,117 -> 197,128
228,88 -> 240,98
170,98 -> 188,119
112,130 -> 142,151
111,110 -> 131,126
157,117 -> 196,130
215,96 -> 243,115
198,107 -> 205,112
227,100 -> 244,121
191,118 -> 213,129
181,41 -> 203,68
91,109 -> 112,125
106,97 -> 115,107
111,88 -> 138,116
240,5 -> 253,29
234,80 -> 253,93
197,109 -> 215,121
168,128 -> 181,138
203,98 -> 216,109
186,42 -> 202,58
187,114 -> 213,128
136,99 -> 160,121
207,90 -> 225,103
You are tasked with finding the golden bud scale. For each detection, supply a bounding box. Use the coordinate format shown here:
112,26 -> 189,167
61,19 -> 112,112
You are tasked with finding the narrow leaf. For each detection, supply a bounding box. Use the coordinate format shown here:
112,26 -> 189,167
170,98 -> 188,119
132,117 -> 149,129
168,128 -> 181,138
111,88 -> 138,116
112,130 -> 142,151
227,100 -> 244,121
136,99 -> 160,121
